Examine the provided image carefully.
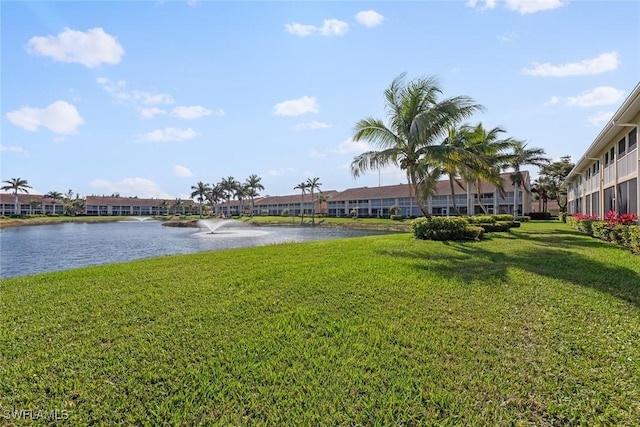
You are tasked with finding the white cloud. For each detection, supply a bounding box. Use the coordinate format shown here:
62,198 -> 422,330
284,23 -> 317,37
335,138 -> 370,154
139,107 -> 167,119
90,177 -> 172,198
285,19 -> 349,37
171,105 -> 222,120
320,19 -> 349,36
97,78 -> 175,106
173,165 -> 193,177
273,96 -> 318,116
587,111 -> 614,127
266,167 -> 295,177
295,121 -> 331,130
310,149 -> 327,158
566,87 -> 624,107
6,101 -> 84,134
466,0 -> 497,11
0,145 -> 27,154
505,0 -> 565,14
135,127 -> 199,142
27,27 -> 124,68
523,51 -> 619,77
355,10 -> 384,27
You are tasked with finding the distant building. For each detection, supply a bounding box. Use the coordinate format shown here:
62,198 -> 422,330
84,196 -> 197,216
0,194 -> 65,216
565,83 -> 639,219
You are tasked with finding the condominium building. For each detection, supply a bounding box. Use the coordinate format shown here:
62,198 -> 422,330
0,194 -> 65,216
565,82 -> 639,219
84,196 -> 197,216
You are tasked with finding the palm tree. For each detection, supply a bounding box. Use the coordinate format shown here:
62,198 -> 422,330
294,181 -> 309,224
172,198 -> 185,216
190,181 -> 211,218
463,123 -> 517,214
350,73 -> 483,217
28,199 -> 41,216
234,184 -> 249,216
306,177 -> 322,224
1,178 -> 32,215
44,191 -> 64,215
159,200 -> 170,215
245,174 -> 265,217
220,176 -> 239,216
505,141 -> 550,217
206,183 -> 225,217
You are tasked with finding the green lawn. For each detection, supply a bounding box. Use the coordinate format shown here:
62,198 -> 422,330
1,222 -> 639,425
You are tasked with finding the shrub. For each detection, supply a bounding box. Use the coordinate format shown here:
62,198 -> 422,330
528,212 -> 551,220
631,226 -> 640,254
467,215 -> 495,225
411,217 -> 469,241
611,225 -> 631,248
493,214 -> 513,222
260,210 -> 269,216
390,214 -> 404,221
481,221 -> 513,233
591,221 -> 609,240
515,215 -> 531,222
281,209 -> 290,217
464,226 -> 484,240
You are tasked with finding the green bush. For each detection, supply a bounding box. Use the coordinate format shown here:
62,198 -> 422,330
611,225 -> 631,248
281,209 -> 290,217
480,221 -> 513,233
411,217 -> 469,241
528,212 -> 551,220
591,221 -> 609,240
390,214 -> 404,221
467,215 -> 495,224
515,215 -> 531,222
464,225 -> 484,240
631,226 -> 640,254
493,214 -> 513,222
577,219 -> 596,236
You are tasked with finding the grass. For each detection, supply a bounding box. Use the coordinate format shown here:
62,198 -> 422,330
1,222 -> 639,425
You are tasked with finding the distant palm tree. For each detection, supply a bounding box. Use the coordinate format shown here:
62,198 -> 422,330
306,177 -> 322,224
45,191 -> 64,215
505,141 -> 550,217
28,199 -> 41,216
1,178 -> 32,215
294,181 -> 309,224
350,73 -> 482,217
160,200 -> 170,215
172,198 -> 185,216
206,183 -> 225,217
220,176 -> 239,216
190,181 -> 211,218
245,174 -> 265,217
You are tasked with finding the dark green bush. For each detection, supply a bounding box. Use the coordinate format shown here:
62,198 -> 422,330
480,221 -> 513,233
411,217 -> 469,241
591,221 -> 609,240
464,226 -> 484,240
493,214 -> 513,222
515,215 -> 531,222
528,212 -> 551,220
577,219 -> 596,236
611,225 -> 631,248
631,226 -> 640,254
467,215 -> 495,224
390,215 -> 404,221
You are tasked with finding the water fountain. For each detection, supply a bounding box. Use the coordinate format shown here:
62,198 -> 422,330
121,216 -> 156,222
195,218 -> 268,238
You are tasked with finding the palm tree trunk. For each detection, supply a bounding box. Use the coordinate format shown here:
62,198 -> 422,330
407,166 -> 430,217
513,182 -> 518,217
449,176 -> 460,216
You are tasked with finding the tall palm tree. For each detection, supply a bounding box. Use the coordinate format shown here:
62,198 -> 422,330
463,123 -> 517,214
44,191 -> 63,215
294,181 -> 309,224
220,176 -> 239,216
172,198 -> 185,216
206,183 -> 225,217
1,178 -> 32,215
28,199 -> 41,216
245,174 -> 264,217
350,73 -> 483,217
234,184 -> 249,216
505,141 -> 550,217
190,181 -> 211,218
306,177 -> 322,224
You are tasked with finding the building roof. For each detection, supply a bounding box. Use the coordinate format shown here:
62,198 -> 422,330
0,194 -> 58,204
85,196 -> 196,207
565,81 -> 640,183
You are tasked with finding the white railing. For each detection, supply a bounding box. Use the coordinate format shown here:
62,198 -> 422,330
591,175 -> 599,191
604,166 -> 615,185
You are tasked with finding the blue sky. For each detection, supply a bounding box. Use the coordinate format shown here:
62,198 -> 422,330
2,0 -> 639,199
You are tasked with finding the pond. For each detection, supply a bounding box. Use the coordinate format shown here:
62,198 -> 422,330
0,219 -> 390,278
